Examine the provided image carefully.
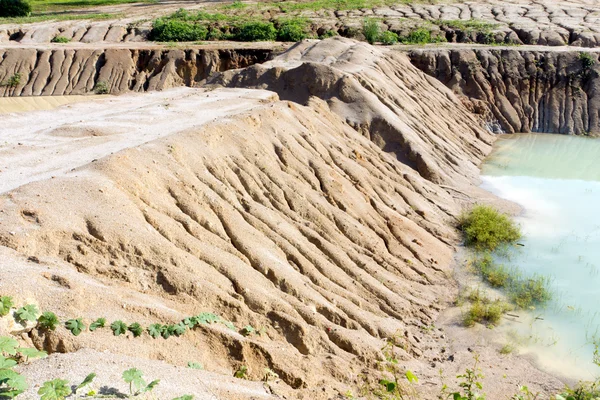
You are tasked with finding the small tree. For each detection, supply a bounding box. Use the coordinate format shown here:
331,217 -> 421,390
0,0 -> 32,18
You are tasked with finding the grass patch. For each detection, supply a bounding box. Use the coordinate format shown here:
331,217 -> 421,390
499,343 -> 514,354
28,0 -> 156,13
399,27 -> 445,44
0,12 -> 118,24
150,19 -> 208,42
51,35 -> 70,43
458,205 -> 521,251
462,288 -> 513,327
437,19 -> 499,32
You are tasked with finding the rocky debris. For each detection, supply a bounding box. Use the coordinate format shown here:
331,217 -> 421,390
0,38 -> 496,397
3,0 -> 600,47
0,47 -> 274,97
408,48 -> 600,135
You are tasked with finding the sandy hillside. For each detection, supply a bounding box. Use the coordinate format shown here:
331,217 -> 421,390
0,38 -> 563,398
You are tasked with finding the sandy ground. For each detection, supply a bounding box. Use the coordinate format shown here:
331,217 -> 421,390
0,95 -> 105,114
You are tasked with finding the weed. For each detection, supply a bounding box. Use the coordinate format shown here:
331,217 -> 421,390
38,312 -> 60,331
2,73 -> 22,88
438,19 -> 498,32
441,355 -> 486,400
0,297 -> 13,317
222,0 -> 246,9
458,205 -> 521,251
65,318 -> 85,336
499,344 -> 514,355
276,18 -> 309,41
188,362 -> 203,369
235,21 -> 277,41
234,365 -> 248,379
38,379 -> 71,400
172,396 -> 195,400
379,30 -> 399,45
579,52 -> 595,71
320,29 -> 338,38
93,81 -> 109,94
122,368 -> 159,396
110,320 -> 127,336
509,275 -> 552,309
462,289 -> 512,327
400,27 -> 445,44
14,304 -> 38,323
264,368 -> 279,382
240,325 -> 256,336
128,322 -> 143,337
51,36 -> 70,43
89,317 -> 106,331
510,386 -> 539,399
150,19 -> 208,42
363,18 -> 380,44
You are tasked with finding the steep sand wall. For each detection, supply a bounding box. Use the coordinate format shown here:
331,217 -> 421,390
0,47 -> 273,96
409,48 -> 600,135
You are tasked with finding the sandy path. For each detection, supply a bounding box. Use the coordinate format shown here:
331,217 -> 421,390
0,88 -> 276,193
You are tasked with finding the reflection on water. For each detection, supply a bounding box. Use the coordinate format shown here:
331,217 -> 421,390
481,133 -> 600,381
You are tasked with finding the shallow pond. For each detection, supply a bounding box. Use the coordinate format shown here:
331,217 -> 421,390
481,133 -> 600,381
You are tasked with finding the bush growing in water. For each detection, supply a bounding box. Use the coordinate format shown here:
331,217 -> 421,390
150,19 -> 208,42
234,21 -> 277,42
0,0 -> 31,18
459,205 -> 521,251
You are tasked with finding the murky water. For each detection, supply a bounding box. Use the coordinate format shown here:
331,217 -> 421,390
481,133 -> 600,381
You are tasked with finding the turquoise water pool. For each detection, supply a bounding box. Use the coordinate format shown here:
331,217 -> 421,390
481,133 -> 600,380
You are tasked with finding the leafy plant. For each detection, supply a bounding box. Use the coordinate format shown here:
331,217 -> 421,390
65,318 -> 85,336
128,322 -> 143,338
74,373 -> 96,395
51,36 -> 70,43
150,19 -> 208,42
38,379 -> 71,400
234,365 -> 248,379
89,317 -> 106,332
17,347 -> 47,360
234,21 -> 277,42
276,18 -> 309,41
0,0 -> 31,18
379,30 -> 398,45
363,18 -> 380,44
0,368 -> 27,399
93,81 -> 109,94
264,368 -> 279,383
110,320 -> 127,336
187,361 -> 203,370
458,205 -> 521,251
442,355 -> 485,400
148,323 -> 163,339
0,297 -> 13,317
122,368 -> 159,396
38,311 -> 60,331
15,304 -> 39,323
0,337 -> 18,356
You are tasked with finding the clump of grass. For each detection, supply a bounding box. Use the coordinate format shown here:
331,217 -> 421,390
150,19 -> 208,42
462,288 -> 513,327
235,21 -> 277,41
93,81 -> 109,94
379,30 -> 398,45
2,73 -> 22,88
509,274 -> 552,309
499,343 -> 514,354
276,18 -> 310,41
438,19 -> 499,32
51,35 -> 70,43
458,205 -> 521,251
363,18 -> 380,44
398,27 -> 446,44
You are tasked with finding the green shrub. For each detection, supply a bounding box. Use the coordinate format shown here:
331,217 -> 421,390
509,275 -> 552,309
93,81 -> 109,94
51,36 -> 70,43
150,19 -> 208,42
319,29 -> 338,39
458,205 -> 521,250
363,18 -> 380,44
400,28 -> 445,44
2,73 -> 22,88
234,21 -> 277,42
0,0 -> 31,18
463,294 -> 512,327
38,312 -> 60,331
277,20 -> 308,42
379,30 -> 398,45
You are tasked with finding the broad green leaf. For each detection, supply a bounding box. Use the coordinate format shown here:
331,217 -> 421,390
379,379 -> 396,393
122,368 -> 145,392
0,369 -> 27,392
405,370 -> 418,384
161,325 -> 173,339
15,304 -> 39,322
38,312 -> 59,331
17,347 -> 47,359
0,296 -> 13,317
173,323 -> 186,337
0,355 -> 17,369
196,313 -> 219,324
0,337 -> 18,356
89,318 -> 106,332
76,373 -> 96,391
110,320 -> 127,336
143,379 -> 160,393
65,318 -> 85,336
148,324 -> 162,339
38,378 -> 71,400
128,323 -> 143,338
183,317 -> 197,328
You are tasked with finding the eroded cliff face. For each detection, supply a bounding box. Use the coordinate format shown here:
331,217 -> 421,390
409,48 -> 600,135
0,47 -> 273,96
